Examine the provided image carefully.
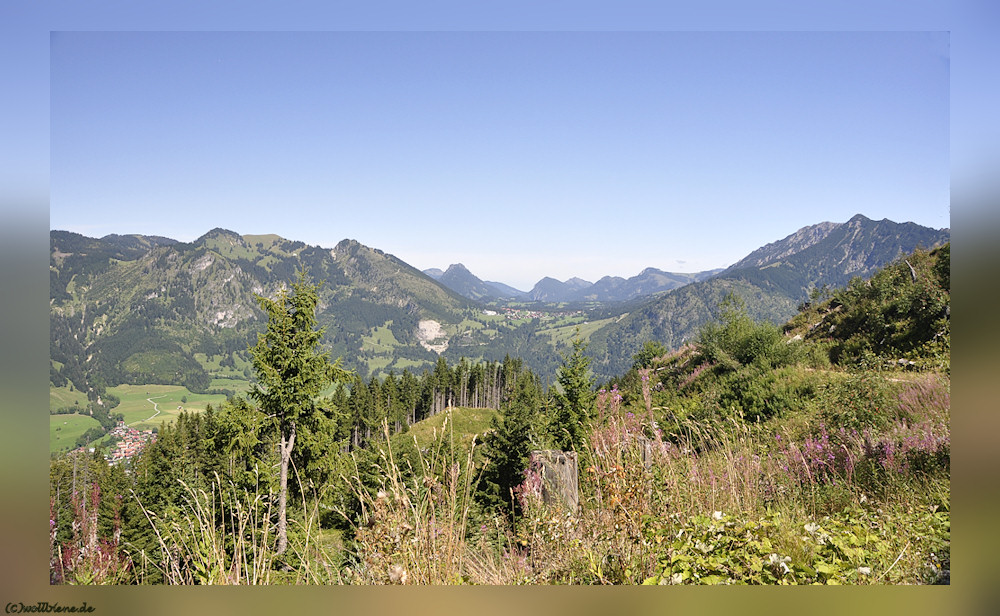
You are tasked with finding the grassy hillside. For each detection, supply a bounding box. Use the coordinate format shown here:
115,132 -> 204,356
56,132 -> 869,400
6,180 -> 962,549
389,406 -> 498,453
50,414 -> 102,452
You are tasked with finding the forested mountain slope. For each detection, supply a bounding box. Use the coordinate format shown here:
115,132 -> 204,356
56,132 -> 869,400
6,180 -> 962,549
587,215 -> 948,377
49,229 -> 478,398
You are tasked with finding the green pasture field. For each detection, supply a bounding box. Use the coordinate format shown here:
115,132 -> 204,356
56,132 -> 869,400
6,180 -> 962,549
455,318 -> 487,332
50,413 -> 103,452
105,384 -> 228,430
475,313 -> 504,326
50,384 -> 85,412
209,378 -> 251,395
537,316 -> 615,345
361,323 -> 399,352
254,254 -> 279,271
201,235 -> 258,260
391,406 -> 498,453
389,358 -> 428,374
193,352 -> 252,376
362,358 -> 433,382
547,314 -> 589,328
363,355 -> 394,379
193,352 -> 222,371
242,233 -> 283,249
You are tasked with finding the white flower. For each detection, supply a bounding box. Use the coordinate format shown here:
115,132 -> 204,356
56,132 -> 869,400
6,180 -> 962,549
670,572 -> 684,585
804,522 -> 820,534
712,511 -> 724,520
388,564 -> 408,584
858,566 -> 871,575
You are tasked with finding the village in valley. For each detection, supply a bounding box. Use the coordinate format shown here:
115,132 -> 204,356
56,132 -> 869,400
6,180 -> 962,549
72,421 -> 157,466
486,307 -> 586,322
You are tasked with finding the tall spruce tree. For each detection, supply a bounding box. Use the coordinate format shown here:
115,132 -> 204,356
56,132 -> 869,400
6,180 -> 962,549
478,371 -> 542,514
551,333 -> 595,451
249,272 -> 348,556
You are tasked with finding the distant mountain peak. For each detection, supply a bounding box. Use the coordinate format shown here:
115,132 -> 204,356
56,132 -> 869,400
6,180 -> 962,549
333,238 -> 363,253
444,263 -> 472,274
195,228 -> 243,244
433,262 -> 499,301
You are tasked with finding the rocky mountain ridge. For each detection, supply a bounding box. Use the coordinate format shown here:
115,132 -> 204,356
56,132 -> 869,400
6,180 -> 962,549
50,214 -> 949,391
424,264 -> 722,303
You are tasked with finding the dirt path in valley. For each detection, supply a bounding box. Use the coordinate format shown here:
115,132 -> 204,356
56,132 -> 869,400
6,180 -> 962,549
131,394 -> 166,426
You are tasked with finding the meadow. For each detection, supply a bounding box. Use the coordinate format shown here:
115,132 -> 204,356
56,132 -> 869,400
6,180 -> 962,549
49,384 -> 85,412
105,384 -> 229,430
49,413 -> 101,452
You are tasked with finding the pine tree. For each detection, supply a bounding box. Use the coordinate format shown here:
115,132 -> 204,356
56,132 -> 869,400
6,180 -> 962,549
478,371 -> 542,514
400,369 -> 420,425
348,374 -> 373,448
248,271 -> 349,556
551,332 -> 596,451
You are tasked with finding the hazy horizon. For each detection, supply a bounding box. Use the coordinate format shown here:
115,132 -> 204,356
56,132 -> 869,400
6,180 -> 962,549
50,209 -> 948,292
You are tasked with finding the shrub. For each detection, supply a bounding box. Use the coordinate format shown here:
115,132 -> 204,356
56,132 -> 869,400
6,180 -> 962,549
709,365 -> 821,423
642,508 -> 894,585
819,371 -> 897,431
697,294 -> 798,373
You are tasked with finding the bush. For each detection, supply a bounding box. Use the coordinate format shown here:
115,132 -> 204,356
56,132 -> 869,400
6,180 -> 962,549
713,365 -> 819,422
697,294 -> 799,373
819,371 -> 897,431
642,508 -> 896,585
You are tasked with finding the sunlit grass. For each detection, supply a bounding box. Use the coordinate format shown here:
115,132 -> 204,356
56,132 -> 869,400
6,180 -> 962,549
49,414 -> 102,452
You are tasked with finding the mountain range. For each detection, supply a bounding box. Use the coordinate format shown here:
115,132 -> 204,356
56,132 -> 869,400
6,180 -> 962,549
424,264 -> 724,303
49,214 -> 948,393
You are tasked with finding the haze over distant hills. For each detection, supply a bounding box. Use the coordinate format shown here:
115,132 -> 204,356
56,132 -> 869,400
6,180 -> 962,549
424,264 -> 723,303
49,214 -> 948,393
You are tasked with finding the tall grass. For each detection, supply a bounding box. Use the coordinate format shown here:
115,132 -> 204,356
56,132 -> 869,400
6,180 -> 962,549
487,369 -> 950,584
338,419 -> 480,584
130,470 -> 340,584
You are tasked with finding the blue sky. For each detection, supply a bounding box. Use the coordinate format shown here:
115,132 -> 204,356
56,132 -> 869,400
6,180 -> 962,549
51,31 -> 949,290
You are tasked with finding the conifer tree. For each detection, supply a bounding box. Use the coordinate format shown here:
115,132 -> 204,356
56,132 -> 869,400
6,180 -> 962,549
551,333 -> 595,451
249,271 -> 348,556
400,369 -> 420,425
478,371 -> 542,514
